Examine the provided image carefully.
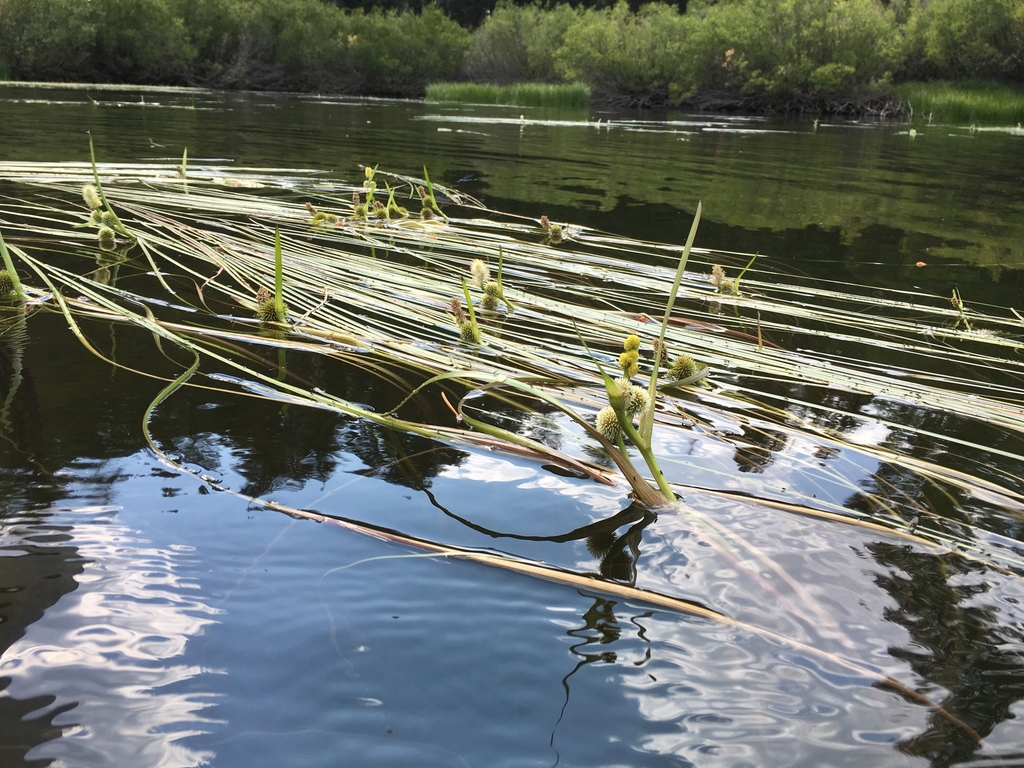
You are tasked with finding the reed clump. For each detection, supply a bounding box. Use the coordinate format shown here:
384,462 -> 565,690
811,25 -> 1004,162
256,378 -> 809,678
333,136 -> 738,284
894,80 -> 1024,124
426,82 -> 591,109
1,155 -> 1023,555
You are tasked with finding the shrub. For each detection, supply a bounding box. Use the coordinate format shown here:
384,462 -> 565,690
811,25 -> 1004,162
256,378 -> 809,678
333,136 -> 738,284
687,0 -> 903,99
901,0 -> 1024,81
554,2 -> 693,105
342,6 -> 470,96
0,0 -> 99,80
462,1 -> 579,83
89,0 -> 196,84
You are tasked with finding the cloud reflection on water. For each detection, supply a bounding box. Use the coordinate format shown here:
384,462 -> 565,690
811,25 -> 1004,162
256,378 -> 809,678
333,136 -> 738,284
0,506 -> 220,768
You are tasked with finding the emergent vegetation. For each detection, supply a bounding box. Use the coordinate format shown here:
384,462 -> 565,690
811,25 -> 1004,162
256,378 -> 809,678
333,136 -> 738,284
1,0 -> 1022,112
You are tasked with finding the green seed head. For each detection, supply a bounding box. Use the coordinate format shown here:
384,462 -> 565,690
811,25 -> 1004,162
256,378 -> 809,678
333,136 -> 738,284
256,299 -> 279,323
100,210 -> 118,229
459,320 -> 480,344
98,226 -> 117,251
0,270 -> 13,296
668,354 -> 701,381
481,293 -> 499,311
623,334 -> 641,352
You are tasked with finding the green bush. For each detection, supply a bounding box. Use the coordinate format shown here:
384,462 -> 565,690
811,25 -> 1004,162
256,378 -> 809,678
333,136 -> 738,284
687,0 -> 902,99
902,0 -> 1024,81
342,6 -> 470,96
554,2 -> 694,104
0,0 -> 98,80
462,1 -> 578,83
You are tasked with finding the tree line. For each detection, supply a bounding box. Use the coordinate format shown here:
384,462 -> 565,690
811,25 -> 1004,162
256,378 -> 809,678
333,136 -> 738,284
0,0 -> 1020,108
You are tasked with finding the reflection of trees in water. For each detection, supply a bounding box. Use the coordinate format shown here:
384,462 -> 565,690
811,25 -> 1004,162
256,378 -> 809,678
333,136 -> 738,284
461,391 -> 565,453
731,424 -> 787,474
161,351 -> 469,497
867,542 -> 1024,766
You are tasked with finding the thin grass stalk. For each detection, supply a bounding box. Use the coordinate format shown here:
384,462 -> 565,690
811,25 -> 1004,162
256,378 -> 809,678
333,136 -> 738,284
273,227 -> 287,325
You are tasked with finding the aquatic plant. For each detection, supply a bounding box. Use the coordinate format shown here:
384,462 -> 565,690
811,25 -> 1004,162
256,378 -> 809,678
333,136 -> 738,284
4,152 -> 1024,744
426,82 -> 592,109
894,80 -> 1024,124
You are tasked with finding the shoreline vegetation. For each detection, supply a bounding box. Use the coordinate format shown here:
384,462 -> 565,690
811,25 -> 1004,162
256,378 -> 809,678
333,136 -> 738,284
0,0 -> 1022,120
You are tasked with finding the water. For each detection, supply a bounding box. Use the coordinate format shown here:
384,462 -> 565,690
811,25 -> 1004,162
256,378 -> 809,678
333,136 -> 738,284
2,84 -> 1024,767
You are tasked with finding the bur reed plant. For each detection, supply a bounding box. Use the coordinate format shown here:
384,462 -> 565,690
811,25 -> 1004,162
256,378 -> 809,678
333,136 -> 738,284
4,154 -> 1024,740
3,154 -> 1024,570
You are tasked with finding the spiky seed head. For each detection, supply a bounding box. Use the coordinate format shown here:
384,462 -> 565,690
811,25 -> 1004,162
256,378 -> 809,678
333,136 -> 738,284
0,270 -> 13,296
459,320 -> 480,344
470,259 -> 490,288
623,334 -> 641,352
353,203 -> 368,219
483,281 -> 501,298
420,206 -> 434,220
387,203 -> 408,219
668,354 -> 701,380
547,224 -> 563,244
481,293 -> 499,311
313,212 -> 339,225
90,209 -> 104,226
100,210 -> 118,229
596,406 -> 621,441
82,184 -> 102,209
622,384 -> 649,417
98,226 -> 117,250
256,299 -> 279,323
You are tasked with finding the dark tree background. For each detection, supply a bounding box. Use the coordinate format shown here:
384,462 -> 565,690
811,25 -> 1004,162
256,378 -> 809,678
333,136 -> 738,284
327,1 -> 689,28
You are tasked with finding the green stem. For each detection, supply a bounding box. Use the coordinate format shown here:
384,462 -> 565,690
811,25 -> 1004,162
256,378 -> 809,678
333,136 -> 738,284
640,201 -> 701,444
274,227 -> 287,325
496,246 -> 516,312
0,229 -> 26,300
461,278 -> 481,343
88,133 -> 132,239
422,165 -> 447,220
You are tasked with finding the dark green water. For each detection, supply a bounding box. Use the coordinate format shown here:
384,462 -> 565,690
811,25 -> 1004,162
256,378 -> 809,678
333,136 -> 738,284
2,84 -> 1024,767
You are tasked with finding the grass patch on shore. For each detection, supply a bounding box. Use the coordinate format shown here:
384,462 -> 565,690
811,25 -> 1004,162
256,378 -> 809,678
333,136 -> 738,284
894,80 -> 1024,125
426,82 -> 591,109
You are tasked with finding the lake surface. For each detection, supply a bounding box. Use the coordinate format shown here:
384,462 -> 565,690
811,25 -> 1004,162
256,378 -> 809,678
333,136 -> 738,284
1,83 -> 1024,767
